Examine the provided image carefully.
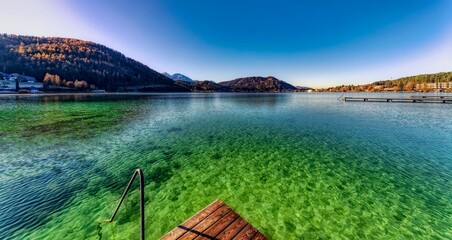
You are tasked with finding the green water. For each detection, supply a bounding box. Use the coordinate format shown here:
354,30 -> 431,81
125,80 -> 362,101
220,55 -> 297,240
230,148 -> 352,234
0,93 -> 451,239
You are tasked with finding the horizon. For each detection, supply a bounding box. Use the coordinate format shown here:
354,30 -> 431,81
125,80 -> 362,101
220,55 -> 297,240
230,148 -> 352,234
1,0 -> 452,88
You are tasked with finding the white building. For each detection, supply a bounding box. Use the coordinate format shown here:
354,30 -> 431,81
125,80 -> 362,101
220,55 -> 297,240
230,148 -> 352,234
415,82 -> 452,90
0,72 -> 43,91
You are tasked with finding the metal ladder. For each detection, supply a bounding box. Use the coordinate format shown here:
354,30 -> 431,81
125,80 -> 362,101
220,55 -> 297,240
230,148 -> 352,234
106,168 -> 145,240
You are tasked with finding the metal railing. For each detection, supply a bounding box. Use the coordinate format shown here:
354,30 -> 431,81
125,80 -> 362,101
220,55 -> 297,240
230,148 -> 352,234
106,168 -> 145,240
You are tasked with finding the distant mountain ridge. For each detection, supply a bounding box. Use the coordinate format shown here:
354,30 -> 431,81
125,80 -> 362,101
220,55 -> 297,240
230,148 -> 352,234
176,76 -> 297,92
175,80 -> 230,92
162,72 -> 195,82
0,34 -> 186,91
218,76 -> 297,92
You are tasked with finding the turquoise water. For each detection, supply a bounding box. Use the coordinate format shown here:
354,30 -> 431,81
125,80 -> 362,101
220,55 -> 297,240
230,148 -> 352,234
0,93 -> 451,239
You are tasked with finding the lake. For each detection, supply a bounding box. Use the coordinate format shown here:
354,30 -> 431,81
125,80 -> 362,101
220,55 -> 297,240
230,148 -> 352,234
0,93 -> 451,239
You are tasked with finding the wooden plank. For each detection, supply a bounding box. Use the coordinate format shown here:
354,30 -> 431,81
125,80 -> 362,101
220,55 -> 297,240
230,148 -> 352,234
160,200 -> 224,240
178,205 -> 232,240
161,199 -> 268,240
232,224 -> 258,240
251,232 -> 267,240
215,218 -> 248,239
195,211 -> 240,239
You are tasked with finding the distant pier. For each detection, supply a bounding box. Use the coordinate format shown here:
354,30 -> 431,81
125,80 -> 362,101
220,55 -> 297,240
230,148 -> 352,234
409,95 -> 452,100
343,96 -> 452,104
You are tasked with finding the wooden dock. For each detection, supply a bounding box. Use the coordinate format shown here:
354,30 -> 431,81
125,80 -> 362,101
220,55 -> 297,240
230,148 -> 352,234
409,95 -> 452,100
161,199 -> 267,240
343,96 -> 452,104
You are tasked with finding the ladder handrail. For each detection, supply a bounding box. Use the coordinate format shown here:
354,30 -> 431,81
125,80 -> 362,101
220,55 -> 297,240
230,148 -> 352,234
107,168 -> 145,240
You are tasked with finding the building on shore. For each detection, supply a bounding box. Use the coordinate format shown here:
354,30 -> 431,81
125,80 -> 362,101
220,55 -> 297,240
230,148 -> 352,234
0,72 -> 43,92
415,82 -> 452,91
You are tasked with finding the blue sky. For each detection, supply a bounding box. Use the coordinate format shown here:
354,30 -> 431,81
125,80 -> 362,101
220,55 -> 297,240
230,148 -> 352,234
1,0 -> 451,87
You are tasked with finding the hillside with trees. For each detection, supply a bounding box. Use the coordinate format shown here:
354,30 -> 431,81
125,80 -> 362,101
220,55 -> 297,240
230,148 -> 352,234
174,76 -> 297,92
372,71 -> 452,88
319,71 -> 452,92
218,76 -> 297,92
0,34 -> 186,91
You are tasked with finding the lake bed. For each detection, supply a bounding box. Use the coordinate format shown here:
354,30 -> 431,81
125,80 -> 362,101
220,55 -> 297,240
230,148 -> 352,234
0,93 -> 451,239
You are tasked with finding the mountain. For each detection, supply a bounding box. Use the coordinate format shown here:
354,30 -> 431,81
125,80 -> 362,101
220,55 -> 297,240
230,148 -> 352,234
296,86 -> 313,91
218,76 -> 297,92
162,72 -> 173,79
175,80 -> 230,92
0,34 -> 187,91
177,76 -> 297,92
162,72 -> 195,82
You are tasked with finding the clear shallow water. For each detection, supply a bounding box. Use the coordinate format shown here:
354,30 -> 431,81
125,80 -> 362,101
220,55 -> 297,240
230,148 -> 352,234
0,93 -> 451,239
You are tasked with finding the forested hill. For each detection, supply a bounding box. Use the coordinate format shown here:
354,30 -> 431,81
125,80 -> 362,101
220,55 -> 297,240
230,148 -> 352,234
218,76 -> 297,92
0,34 -> 185,91
372,71 -> 452,86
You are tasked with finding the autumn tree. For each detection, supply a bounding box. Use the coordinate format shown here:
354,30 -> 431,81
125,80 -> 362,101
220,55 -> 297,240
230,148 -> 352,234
17,42 -> 25,54
52,74 -> 61,86
404,82 -> 415,91
66,81 -> 74,88
43,73 -> 62,86
74,79 -> 88,89
43,73 -> 53,86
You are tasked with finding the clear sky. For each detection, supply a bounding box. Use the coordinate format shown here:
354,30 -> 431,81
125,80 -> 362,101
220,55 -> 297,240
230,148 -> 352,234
1,0 -> 451,87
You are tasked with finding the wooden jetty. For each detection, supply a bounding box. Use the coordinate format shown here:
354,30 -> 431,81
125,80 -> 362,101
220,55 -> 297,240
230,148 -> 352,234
343,96 -> 452,104
409,95 -> 452,100
161,199 -> 267,240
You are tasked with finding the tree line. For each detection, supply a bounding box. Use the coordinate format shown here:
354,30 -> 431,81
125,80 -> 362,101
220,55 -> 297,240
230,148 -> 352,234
43,73 -> 91,89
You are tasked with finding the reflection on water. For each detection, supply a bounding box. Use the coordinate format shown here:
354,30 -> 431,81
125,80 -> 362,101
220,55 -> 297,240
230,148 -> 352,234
0,93 -> 451,239
217,93 -> 291,107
